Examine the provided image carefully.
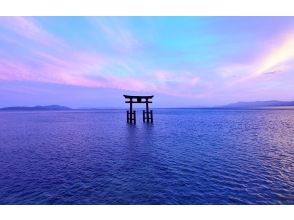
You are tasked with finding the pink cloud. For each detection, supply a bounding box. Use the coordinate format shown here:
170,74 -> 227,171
0,50 -> 206,98
0,58 -> 33,80
0,17 -> 208,99
0,49 -> 156,93
0,17 -> 205,99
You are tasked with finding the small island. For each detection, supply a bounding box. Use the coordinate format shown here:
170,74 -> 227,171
219,100 -> 294,109
0,105 -> 72,111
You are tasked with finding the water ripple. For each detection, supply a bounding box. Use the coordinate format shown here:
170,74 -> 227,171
0,109 -> 293,204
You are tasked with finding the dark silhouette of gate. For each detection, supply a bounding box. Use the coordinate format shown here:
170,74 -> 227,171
123,95 -> 154,124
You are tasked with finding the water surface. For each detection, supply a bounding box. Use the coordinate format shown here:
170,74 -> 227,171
0,109 -> 293,204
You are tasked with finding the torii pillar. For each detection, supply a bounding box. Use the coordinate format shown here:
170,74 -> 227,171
123,95 -> 154,124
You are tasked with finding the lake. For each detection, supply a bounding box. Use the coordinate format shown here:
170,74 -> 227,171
0,109 -> 293,204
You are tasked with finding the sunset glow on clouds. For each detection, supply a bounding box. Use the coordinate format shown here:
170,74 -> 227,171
0,17 -> 294,107
255,33 -> 294,76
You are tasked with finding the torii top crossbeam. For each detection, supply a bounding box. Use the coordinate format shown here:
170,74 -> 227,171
123,95 -> 153,103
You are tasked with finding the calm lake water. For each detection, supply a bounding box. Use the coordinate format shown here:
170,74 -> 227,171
0,109 -> 293,204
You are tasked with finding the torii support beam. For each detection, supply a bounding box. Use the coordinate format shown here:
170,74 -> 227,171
124,95 -> 154,124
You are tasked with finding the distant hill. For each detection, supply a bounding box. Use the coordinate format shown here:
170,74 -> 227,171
0,105 -> 72,111
221,100 -> 294,109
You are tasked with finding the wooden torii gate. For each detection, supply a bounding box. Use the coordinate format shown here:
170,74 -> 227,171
123,95 -> 154,124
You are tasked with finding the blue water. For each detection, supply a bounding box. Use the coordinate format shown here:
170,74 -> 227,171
0,109 -> 293,204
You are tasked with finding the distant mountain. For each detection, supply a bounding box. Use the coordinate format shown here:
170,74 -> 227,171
221,100 -> 294,108
0,105 -> 72,111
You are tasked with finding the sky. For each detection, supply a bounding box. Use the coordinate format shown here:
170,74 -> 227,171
0,16 -> 294,108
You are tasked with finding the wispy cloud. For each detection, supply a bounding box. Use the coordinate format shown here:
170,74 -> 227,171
0,49 -> 154,93
215,31 -> 294,90
90,17 -> 142,53
0,17 -> 212,99
2,17 -> 294,106
254,32 -> 294,77
0,49 -> 205,97
153,70 -> 200,88
0,17 -> 64,47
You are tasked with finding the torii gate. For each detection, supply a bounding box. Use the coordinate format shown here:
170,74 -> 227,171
123,95 -> 154,124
